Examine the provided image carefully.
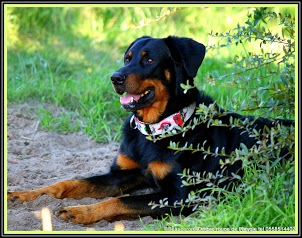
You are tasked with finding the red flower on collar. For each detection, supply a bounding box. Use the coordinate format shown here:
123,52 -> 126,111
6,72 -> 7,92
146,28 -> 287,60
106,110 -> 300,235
173,114 -> 184,126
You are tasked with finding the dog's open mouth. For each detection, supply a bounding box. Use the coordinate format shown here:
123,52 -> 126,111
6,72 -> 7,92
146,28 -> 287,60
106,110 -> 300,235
119,88 -> 155,111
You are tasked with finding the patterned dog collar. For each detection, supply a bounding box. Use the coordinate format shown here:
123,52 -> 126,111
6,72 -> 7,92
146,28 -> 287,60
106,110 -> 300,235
130,102 -> 196,137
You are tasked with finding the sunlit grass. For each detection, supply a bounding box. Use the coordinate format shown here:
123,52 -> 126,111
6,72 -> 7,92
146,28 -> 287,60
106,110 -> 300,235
9,7 -> 263,142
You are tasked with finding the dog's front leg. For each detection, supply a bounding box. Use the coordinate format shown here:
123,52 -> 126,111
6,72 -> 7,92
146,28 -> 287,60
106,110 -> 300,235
8,168 -> 146,203
56,171 -> 186,224
8,180 -> 101,202
56,192 -> 182,224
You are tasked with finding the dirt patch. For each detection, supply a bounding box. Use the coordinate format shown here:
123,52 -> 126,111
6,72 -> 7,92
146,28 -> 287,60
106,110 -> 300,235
7,103 -> 154,231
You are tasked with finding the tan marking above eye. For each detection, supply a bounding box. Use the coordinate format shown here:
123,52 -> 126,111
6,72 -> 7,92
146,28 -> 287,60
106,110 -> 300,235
164,69 -> 171,81
128,51 -> 133,57
141,51 -> 147,56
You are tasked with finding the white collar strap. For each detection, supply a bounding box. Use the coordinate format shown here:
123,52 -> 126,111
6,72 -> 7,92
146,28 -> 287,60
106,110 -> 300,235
130,102 -> 196,138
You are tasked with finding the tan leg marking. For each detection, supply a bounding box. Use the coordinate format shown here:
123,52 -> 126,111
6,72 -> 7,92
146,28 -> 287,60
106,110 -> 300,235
57,197 -> 135,224
8,180 -> 105,202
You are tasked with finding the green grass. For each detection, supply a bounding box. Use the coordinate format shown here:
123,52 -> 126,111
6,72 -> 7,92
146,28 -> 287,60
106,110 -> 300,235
7,7 -> 294,142
8,37 -> 126,142
6,6 -> 296,231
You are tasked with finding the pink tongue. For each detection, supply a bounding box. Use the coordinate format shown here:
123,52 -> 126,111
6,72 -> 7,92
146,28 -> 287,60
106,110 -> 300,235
120,93 -> 141,105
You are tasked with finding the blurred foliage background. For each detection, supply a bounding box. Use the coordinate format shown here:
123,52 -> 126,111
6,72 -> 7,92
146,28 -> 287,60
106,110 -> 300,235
6,6 -> 295,142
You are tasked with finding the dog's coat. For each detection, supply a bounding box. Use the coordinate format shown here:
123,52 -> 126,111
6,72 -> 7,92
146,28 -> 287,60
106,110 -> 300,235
8,36 -> 294,224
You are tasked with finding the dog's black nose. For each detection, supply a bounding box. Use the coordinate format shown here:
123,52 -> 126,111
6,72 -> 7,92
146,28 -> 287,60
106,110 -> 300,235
111,72 -> 125,85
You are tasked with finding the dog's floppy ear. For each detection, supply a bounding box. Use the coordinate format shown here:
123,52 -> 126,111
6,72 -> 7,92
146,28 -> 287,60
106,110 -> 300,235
164,36 -> 206,78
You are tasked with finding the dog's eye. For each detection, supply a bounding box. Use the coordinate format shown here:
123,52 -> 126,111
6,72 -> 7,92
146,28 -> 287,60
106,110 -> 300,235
145,58 -> 154,64
124,58 -> 131,63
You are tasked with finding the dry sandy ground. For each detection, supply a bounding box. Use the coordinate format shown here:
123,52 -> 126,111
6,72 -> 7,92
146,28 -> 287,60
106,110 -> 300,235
7,103 -> 154,232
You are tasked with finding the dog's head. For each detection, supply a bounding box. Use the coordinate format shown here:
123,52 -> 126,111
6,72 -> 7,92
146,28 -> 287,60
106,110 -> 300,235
111,36 -> 206,123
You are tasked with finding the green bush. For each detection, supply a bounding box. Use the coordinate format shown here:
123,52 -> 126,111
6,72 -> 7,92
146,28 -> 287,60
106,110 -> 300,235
149,7 -> 295,230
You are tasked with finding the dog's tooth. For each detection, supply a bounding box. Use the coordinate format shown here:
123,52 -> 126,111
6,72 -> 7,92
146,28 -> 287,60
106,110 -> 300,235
130,97 -> 134,103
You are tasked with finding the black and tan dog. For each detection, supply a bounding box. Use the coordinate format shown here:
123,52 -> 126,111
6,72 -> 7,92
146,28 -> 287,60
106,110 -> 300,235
8,36 -> 294,224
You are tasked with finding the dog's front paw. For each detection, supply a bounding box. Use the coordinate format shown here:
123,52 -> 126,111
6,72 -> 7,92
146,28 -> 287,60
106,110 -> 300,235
7,190 -> 41,202
56,205 -> 102,224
